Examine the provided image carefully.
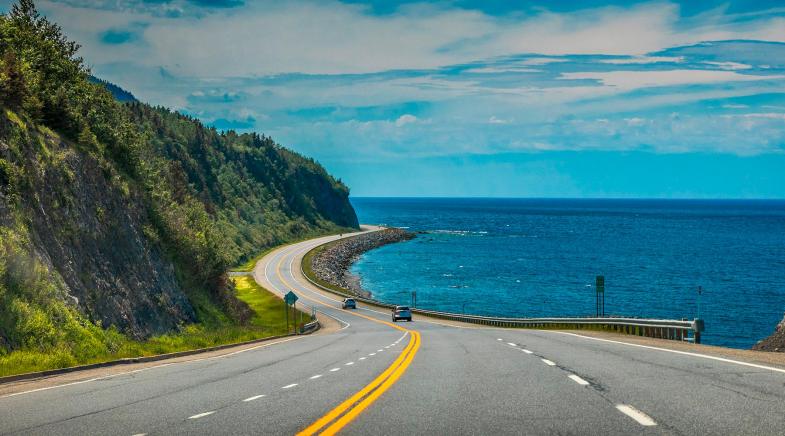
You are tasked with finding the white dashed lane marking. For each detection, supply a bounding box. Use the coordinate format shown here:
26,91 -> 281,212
359,357 -> 366,360
330,368 -> 341,372
522,349 -> 533,354
541,359 -> 556,366
282,384 -> 298,389
568,375 -> 589,386
309,374 -> 322,380
243,394 -> 266,402
507,342 -> 517,347
188,411 -> 215,420
616,404 -> 657,426
345,362 -> 355,366
369,353 -> 376,356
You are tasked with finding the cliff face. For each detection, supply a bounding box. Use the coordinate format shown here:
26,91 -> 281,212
0,116 -> 196,339
752,315 -> 785,352
0,3 -> 358,351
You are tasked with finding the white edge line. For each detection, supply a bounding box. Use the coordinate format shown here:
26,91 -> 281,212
616,404 -> 657,426
1,336 -> 303,399
551,331 -> 785,375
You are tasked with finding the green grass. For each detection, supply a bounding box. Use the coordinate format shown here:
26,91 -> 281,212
230,227 -> 358,272
0,277 -> 308,378
231,247 -> 276,272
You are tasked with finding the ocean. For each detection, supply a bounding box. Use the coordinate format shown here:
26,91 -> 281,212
349,198 -> 785,349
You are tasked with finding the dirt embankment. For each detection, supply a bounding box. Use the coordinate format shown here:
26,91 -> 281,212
310,228 -> 415,297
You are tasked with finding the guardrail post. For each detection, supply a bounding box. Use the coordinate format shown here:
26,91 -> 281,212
693,318 -> 704,344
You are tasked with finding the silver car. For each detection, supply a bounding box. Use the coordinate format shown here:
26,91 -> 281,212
392,306 -> 412,322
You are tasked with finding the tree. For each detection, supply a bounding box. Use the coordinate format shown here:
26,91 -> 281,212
0,50 -> 26,108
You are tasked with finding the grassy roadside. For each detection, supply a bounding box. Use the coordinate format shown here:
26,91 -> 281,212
0,277 -> 308,378
230,227 -> 358,272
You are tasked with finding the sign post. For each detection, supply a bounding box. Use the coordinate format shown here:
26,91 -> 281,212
284,291 -> 299,334
596,276 -> 605,317
411,291 -> 417,308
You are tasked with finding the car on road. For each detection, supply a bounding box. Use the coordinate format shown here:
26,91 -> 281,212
342,298 -> 357,309
392,305 -> 412,322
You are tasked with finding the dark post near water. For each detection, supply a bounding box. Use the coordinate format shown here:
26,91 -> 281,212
411,291 -> 417,308
596,275 -> 605,317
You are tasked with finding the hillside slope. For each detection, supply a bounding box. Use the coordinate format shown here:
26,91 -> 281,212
0,1 -> 357,360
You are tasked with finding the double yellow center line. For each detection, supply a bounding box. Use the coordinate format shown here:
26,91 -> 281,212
298,326 -> 420,435
270,245 -> 421,435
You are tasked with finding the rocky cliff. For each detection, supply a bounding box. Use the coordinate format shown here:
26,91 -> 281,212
0,2 -> 358,354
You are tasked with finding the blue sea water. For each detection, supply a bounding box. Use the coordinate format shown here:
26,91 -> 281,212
349,198 -> 785,349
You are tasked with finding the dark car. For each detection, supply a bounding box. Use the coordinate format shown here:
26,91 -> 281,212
342,298 -> 357,309
392,305 -> 412,322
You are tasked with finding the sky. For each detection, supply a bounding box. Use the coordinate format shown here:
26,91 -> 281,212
3,0 -> 785,198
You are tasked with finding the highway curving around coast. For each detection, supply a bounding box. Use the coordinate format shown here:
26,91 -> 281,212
2,227 -> 785,435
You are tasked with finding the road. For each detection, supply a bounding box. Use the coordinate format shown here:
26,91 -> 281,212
2,227 -> 785,435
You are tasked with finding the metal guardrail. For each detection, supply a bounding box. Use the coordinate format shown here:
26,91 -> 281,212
301,319 -> 319,334
300,249 -> 704,343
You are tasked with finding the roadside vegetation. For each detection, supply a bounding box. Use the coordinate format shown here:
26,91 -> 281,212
0,276 -> 307,377
231,229 -> 356,272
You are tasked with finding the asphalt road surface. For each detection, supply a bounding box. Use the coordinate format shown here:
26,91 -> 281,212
2,227 -> 784,435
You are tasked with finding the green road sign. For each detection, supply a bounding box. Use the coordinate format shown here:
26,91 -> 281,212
284,291 -> 298,306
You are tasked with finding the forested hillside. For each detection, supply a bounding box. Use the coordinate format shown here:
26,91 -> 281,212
0,1 -> 357,366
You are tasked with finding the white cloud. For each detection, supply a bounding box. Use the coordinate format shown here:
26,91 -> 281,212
703,61 -> 753,70
35,0 -> 785,77
518,58 -> 570,66
624,117 -> 646,126
601,56 -> 684,64
560,70 -> 785,90
737,113 -> 785,120
488,116 -> 511,124
395,114 -> 418,127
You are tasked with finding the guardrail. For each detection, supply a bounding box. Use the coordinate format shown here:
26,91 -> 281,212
300,319 -> 319,334
299,249 -> 705,343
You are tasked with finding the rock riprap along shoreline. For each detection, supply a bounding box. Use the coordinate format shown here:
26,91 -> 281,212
311,228 -> 415,297
753,314 -> 785,352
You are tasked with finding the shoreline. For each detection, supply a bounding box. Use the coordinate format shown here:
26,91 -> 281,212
309,228 -> 415,298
